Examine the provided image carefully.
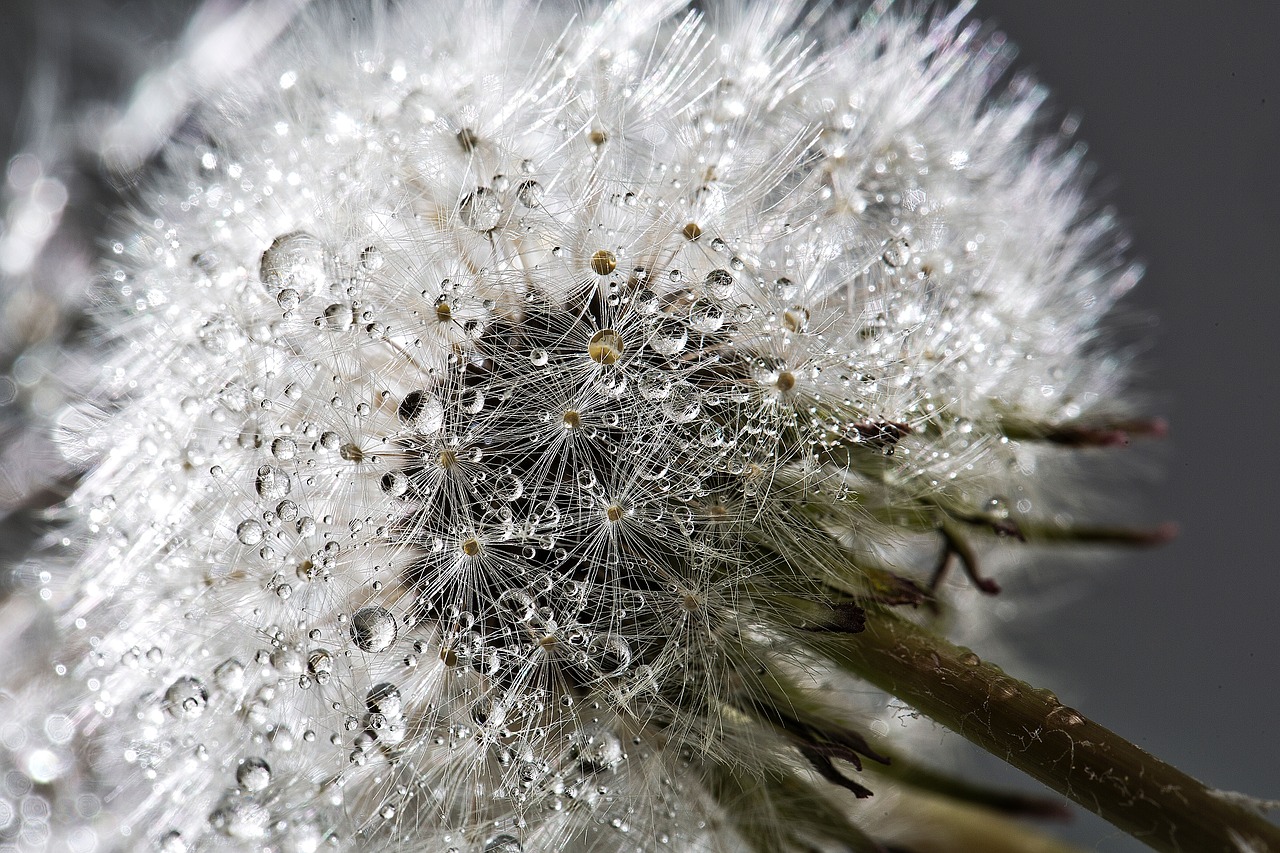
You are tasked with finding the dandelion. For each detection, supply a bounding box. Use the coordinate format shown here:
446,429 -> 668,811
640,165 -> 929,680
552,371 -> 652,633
1,1 -> 1276,852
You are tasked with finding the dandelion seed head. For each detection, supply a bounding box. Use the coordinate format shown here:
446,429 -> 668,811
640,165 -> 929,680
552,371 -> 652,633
0,0 -> 1149,850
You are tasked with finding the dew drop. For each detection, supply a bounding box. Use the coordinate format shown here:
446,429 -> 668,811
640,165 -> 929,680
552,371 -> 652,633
515,179 -> 543,207
359,245 -> 384,272
209,798 -> 269,840
459,187 -> 502,231
662,382 -> 701,423
381,470 -> 409,497
260,231 -> 326,297
687,299 -> 725,334
590,250 -> 618,276
159,830 -> 187,853
366,683 -> 403,718
483,834 -> 524,853
637,369 -> 672,401
580,731 -> 624,771
649,318 -> 688,355
399,390 -> 445,432
703,268 -> 734,299
588,329 -> 624,365
461,388 -> 486,415
271,437 -> 297,460
255,465 -> 292,501
236,520 -> 265,546
213,658 -> 245,692
164,676 -> 208,719
236,757 -> 272,793
783,305 -> 810,333
350,607 -> 398,653
495,473 -> 524,501
882,236 -> 911,268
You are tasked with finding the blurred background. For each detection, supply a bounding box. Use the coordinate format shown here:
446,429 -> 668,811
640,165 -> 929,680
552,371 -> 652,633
1,2 -> 1276,851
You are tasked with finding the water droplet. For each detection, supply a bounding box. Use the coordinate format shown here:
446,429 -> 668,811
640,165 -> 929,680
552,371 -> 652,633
1047,705 -> 1085,729
459,187 -> 502,231
255,465 -> 292,501
662,382 -> 701,423
237,520 -> 265,546
209,798 -> 270,840
350,606 -> 398,653
366,682 -> 403,718
497,589 -> 536,621
588,328 -> 624,364
882,236 -> 911,268
164,676 -> 208,719
783,305 -> 810,333
236,757 -> 272,792
495,473 -> 524,501
687,299 -> 725,334
276,288 -> 300,311
703,268 -> 734,299
637,369 -> 672,401
324,303 -> 353,331
271,437 -> 297,460
461,388 -> 486,414
590,250 -> 617,276
159,830 -> 188,853
483,834 -> 524,853
214,658 -> 245,691
260,231 -> 326,297
579,731 -> 624,771
529,348 -> 549,367
773,277 -> 797,300
634,288 -> 659,315
699,422 -> 724,447
515,179 -> 543,207
381,470 -> 409,497
398,390 -> 445,432
359,245 -> 384,272
649,317 -> 688,356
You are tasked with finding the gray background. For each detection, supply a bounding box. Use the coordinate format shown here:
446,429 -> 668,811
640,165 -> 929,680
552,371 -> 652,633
2,1 -> 1277,851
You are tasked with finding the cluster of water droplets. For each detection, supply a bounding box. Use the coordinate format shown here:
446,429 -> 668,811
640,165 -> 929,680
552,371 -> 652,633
0,2 -> 1142,851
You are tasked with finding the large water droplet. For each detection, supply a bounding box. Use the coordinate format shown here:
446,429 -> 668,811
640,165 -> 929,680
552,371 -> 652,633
381,470 -> 409,497
649,317 -> 688,356
260,231 -> 326,297
687,299 -> 725,334
459,187 -> 502,231
662,382 -> 701,423
255,465 -> 292,501
588,329 -> 624,364
365,682 -> 403,718
483,834 -> 524,853
209,798 -> 270,840
350,606 -> 398,653
164,676 -> 208,719
399,390 -> 445,432
515,180 -> 543,208
637,369 -> 672,401
236,757 -> 272,793
882,236 -> 911,268
236,520 -> 265,546
703,268 -> 734,299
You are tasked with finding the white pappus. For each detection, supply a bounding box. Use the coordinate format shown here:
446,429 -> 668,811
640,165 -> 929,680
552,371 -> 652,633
0,1 -> 1179,852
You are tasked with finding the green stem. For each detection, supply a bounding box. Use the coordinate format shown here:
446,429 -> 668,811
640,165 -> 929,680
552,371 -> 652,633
817,610 -> 1280,853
